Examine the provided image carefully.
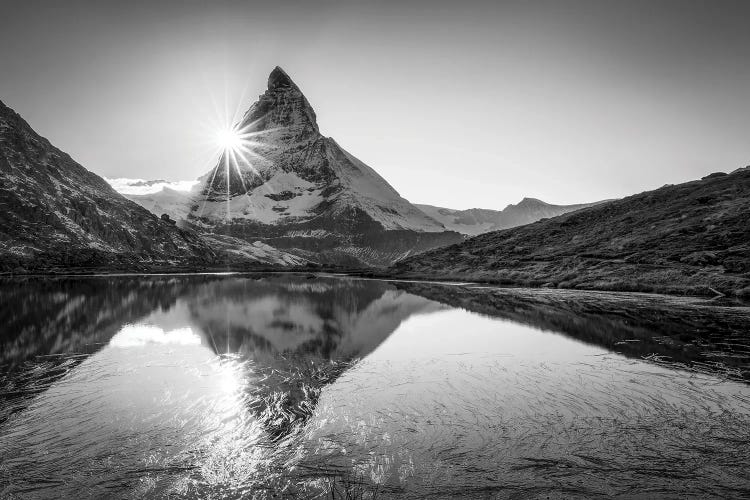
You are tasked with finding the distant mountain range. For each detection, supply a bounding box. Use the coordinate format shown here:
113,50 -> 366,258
391,168 -> 750,296
416,198 -> 604,236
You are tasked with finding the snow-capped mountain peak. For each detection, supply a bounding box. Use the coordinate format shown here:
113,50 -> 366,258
194,67 -> 449,234
123,66 -> 462,266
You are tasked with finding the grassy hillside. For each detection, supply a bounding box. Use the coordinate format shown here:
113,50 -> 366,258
390,168 -> 750,297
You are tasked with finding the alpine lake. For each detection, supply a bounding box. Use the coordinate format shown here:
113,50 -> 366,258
1,273 -> 748,499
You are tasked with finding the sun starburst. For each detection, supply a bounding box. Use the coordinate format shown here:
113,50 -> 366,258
191,80 -> 282,222
209,120 -> 280,220
216,128 -> 243,151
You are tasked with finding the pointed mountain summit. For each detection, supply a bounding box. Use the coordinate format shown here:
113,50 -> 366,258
182,67 -> 463,266
267,66 -> 297,89
201,66 -> 318,200
242,65 -> 319,136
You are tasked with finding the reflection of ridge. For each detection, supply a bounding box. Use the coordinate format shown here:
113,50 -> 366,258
188,280 -> 446,361
395,282 -> 750,382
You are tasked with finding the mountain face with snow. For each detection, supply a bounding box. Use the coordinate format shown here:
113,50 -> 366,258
0,100 -> 304,272
162,67 -> 462,266
416,198 -> 604,236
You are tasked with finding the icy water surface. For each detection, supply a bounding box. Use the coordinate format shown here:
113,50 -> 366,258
0,274 -> 749,499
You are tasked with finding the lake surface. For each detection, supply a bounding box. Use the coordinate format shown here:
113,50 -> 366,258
1,274 -> 749,499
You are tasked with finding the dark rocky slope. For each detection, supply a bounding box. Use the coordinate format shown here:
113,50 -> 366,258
391,168 -> 750,296
0,100 -> 218,272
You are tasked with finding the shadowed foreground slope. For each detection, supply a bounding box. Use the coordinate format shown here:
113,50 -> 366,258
391,168 -> 750,296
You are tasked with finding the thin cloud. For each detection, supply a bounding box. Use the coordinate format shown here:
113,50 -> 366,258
106,178 -> 198,196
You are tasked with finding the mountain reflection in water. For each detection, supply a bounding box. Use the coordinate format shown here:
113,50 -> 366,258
0,274 -> 749,499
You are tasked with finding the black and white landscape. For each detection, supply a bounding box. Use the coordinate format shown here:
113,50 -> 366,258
1,1 -> 749,499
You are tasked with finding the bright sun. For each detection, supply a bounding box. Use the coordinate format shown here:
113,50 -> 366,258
199,118 -> 281,219
216,128 -> 242,152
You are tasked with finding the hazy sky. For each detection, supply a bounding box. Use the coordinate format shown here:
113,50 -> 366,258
1,0 -> 749,209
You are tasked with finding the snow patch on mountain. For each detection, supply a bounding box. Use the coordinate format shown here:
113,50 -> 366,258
195,171 -> 324,224
328,140 -> 445,232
